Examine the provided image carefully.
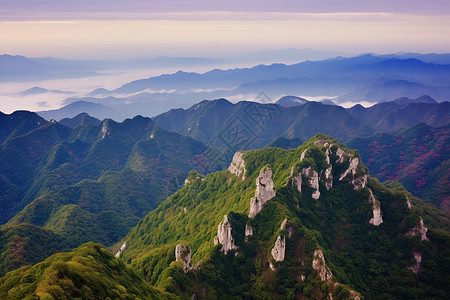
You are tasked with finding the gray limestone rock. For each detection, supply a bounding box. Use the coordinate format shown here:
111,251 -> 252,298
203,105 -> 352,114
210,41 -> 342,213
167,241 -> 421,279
271,236 -> 286,262
115,242 -> 126,258
406,217 -> 429,241
368,189 -> 383,226
175,244 -> 192,273
249,167 -> 276,218
229,151 -> 246,179
302,166 -> 320,200
214,215 -> 237,254
312,249 -> 333,282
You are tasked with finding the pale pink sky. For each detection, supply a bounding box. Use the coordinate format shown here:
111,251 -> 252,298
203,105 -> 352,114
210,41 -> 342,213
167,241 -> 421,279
1,1 -> 449,59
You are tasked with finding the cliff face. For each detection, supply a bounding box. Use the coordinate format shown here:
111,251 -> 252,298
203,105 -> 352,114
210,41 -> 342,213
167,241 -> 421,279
214,215 -> 237,254
248,167 -> 276,218
228,151 -> 246,180
312,249 -> 333,282
175,244 -> 192,273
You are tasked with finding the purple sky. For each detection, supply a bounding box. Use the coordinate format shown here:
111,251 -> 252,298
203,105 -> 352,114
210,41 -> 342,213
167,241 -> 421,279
1,0 -> 449,59
2,0 -> 450,16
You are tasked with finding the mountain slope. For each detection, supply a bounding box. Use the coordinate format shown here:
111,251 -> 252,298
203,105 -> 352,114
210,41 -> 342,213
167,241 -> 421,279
118,135 -> 450,299
0,224 -> 70,276
0,122 -> 72,224
59,112 -> 101,128
0,111 -> 225,276
153,99 -> 373,154
347,123 -> 450,211
0,111 -> 48,145
0,242 -> 177,299
347,101 -> 450,132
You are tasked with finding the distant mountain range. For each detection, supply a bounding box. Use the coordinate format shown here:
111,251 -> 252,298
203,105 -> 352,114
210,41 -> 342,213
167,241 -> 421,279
16,53 -> 448,120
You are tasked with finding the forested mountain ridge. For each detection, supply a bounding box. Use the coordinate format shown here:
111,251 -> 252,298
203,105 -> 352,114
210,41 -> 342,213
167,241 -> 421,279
117,134 -> 449,299
0,111 -> 223,276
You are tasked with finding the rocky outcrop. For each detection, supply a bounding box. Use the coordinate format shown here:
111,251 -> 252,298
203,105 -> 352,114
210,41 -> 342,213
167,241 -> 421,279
322,148 -> 333,190
333,146 -> 367,190
290,166 -> 302,194
335,148 -> 348,164
214,215 -> 237,254
406,197 -> 413,210
101,120 -> 109,139
244,224 -> 253,242
175,244 -> 192,273
312,249 -> 333,282
271,236 -> 286,262
406,217 -> 428,241
280,218 -> 293,238
408,251 -> 422,274
339,157 -> 359,181
302,166 -> 320,200
115,242 -> 126,258
229,151 -> 246,179
249,167 -> 276,218
368,189 -> 383,226
300,149 -> 308,161
352,174 -> 367,191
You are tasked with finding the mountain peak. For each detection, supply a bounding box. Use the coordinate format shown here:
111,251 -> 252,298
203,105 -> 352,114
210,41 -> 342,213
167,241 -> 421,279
275,95 -> 309,107
393,95 -> 438,105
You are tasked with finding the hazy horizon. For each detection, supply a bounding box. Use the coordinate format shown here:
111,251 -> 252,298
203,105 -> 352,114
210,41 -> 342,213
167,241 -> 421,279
1,1 -> 449,114
1,1 -> 450,60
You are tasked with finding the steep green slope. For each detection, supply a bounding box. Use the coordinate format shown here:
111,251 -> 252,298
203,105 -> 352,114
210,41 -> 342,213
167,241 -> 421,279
59,112 -> 101,128
0,112 -> 224,277
347,123 -> 450,211
0,111 -> 48,145
0,242 -> 177,299
0,224 -> 70,276
7,117 -> 219,248
153,99 -> 373,152
119,135 -> 450,299
0,122 -> 72,224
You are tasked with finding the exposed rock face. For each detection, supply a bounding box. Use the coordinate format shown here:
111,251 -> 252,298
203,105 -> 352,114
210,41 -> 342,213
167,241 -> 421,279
229,151 -> 246,179
312,249 -> 333,282
249,167 -> 276,218
245,224 -> 253,242
271,236 -> 286,262
406,197 -> 413,210
335,148 -> 348,164
290,166 -> 302,194
333,146 -> 367,190
406,217 -> 429,241
339,157 -> 359,181
280,218 -> 293,238
302,166 -> 320,200
321,148 -> 333,191
300,149 -> 308,161
101,120 -> 109,139
368,189 -> 383,226
175,244 -> 192,273
115,242 -> 126,258
352,174 -> 367,191
408,251 -> 422,274
214,215 -> 237,254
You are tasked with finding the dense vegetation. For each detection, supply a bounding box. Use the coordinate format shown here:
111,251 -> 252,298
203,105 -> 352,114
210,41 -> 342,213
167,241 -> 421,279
0,111 -> 223,275
348,123 -> 450,211
0,242 -> 177,299
118,135 -> 450,299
